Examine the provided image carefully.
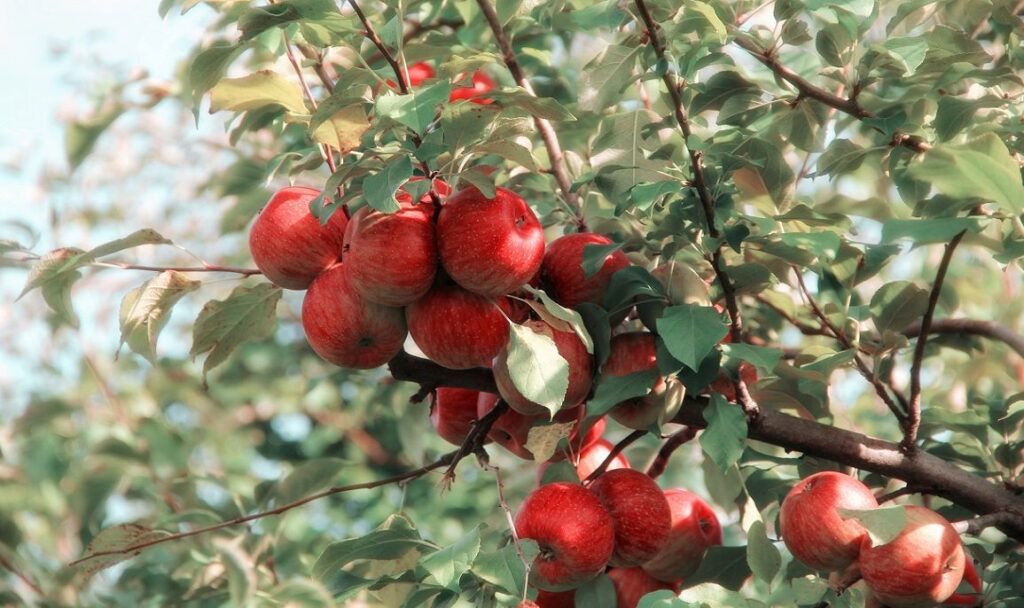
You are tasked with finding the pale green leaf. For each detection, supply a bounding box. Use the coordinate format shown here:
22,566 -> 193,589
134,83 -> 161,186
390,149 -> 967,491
746,520 -> 781,583
118,271 -> 201,362
506,323 -> 570,417
838,505 -> 906,545
72,524 -> 170,579
190,283 -> 282,386
905,133 -> 1024,213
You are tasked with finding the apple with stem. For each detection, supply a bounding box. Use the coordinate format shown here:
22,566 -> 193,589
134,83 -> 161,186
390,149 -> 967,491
248,186 -> 347,290
301,264 -> 407,369
341,191 -> 436,306
779,471 -> 879,571
859,505 -> 966,608
588,468 -> 672,567
406,281 -> 509,369
437,187 -> 545,297
536,436 -> 630,484
515,482 -> 615,591
642,489 -> 722,582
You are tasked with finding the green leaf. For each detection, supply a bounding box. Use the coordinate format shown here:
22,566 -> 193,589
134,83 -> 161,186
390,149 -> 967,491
933,96 -> 979,141
237,0 -> 342,40
364,156 -> 414,213
578,45 -> 640,112
187,40 -> 249,103
419,526 -> 481,590
588,369 -> 659,417
521,286 -> 594,354
441,102 -> 499,154
814,139 -> 873,177
190,283 -> 283,386
375,81 -> 452,135
657,304 -> 729,372
313,527 -> 435,581
506,323 -> 570,417
778,232 -> 841,262
72,523 -> 171,579
880,218 -> 984,244
472,541 -> 538,596
688,1 -> 728,43
491,89 -> 576,121
581,242 -> 624,279
905,133 -> 1024,213
209,70 -> 307,115
869,281 -> 928,334
838,505 -> 906,545
700,394 -> 748,471
574,573 -> 616,608
722,344 -> 782,372
690,71 -> 758,115
746,520 -> 781,584
66,102 -> 126,171
682,545 -> 752,590
275,458 -> 346,504
118,271 -> 201,363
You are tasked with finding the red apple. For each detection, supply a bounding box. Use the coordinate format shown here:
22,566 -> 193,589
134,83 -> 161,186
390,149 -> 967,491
860,505 -> 966,608
450,70 -> 496,104
341,193 -> 436,306
708,362 -> 759,402
248,186 -> 347,290
541,233 -> 631,309
779,471 -> 879,571
493,320 -> 594,416
407,282 -> 509,369
514,482 -> 615,591
301,264 -> 407,369
533,589 -> 575,608
588,469 -> 672,567
642,489 -> 722,582
478,392 -> 585,461
437,187 -> 545,297
603,332 -> 683,430
577,416 -> 607,452
607,567 -> 681,608
385,61 -> 435,90
429,387 -> 481,446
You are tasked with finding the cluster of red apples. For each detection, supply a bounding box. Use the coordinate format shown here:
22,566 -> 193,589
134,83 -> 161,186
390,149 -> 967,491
780,471 -> 982,607
513,466 -> 722,607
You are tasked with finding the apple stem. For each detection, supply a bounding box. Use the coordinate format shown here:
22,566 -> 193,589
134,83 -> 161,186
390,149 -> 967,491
582,430 -> 646,485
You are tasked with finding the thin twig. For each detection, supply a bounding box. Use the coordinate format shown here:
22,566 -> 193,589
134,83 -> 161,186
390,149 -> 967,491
903,318 -> 1024,360
632,0 -> 759,419
646,426 -> 698,478
792,268 -> 908,422
473,0 -> 584,229
283,31 -> 338,175
0,554 -> 43,596
69,455 -> 454,567
484,463 -> 531,599
92,261 -> 261,276
875,485 -> 927,504
296,43 -> 336,94
903,230 -> 967,451
442,399 -> 508,488
582,430 -> 646,485
732,37 -> 931,154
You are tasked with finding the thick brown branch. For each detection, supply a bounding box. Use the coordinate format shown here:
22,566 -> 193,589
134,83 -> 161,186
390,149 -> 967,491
582,430 -> 646,485
733,37 -> 931,154
473,0 -> 583,227
904,230 -> 966,451
69,455 -> 453,567
954,511 -> 1019,536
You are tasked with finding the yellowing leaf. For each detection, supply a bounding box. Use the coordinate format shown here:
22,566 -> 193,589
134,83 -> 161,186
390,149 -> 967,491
209,70 -> 307,115
119,271 -> 201,363
311,104 -> 369,153
524,420 -> 577,461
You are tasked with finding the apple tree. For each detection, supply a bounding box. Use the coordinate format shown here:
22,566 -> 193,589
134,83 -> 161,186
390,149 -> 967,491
3,0 -> 1024,606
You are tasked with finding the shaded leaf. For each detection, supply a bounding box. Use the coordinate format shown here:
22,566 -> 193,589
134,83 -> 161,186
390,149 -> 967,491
419,526 -> 481,590
657,304 -> 729,372
375,81 -> 452,135
118,271 -> 201,362
700,394 -> 748,471
364,156 -> 413,213
746,520 -> 781,583
588,369 -> 659,417
683,545 -> 752,590
869,281 -> 928,334
190,283 -> 282,385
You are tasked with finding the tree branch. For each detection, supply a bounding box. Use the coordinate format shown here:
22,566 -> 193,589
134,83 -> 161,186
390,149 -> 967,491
732,37 -> 931,154
70,455 -> 454,567
442,399 -> 508,488
382,355 -> 1024,541
904,230 -> 967,451
954,511 -> 1019,536
473,0 -> 584,229
646,426 -> 698,479
632,0 -> 758,419
582,430 -> 646,485
283,31 -> 338,175
902,318 -> 1024,360
93,261 -> 261,276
